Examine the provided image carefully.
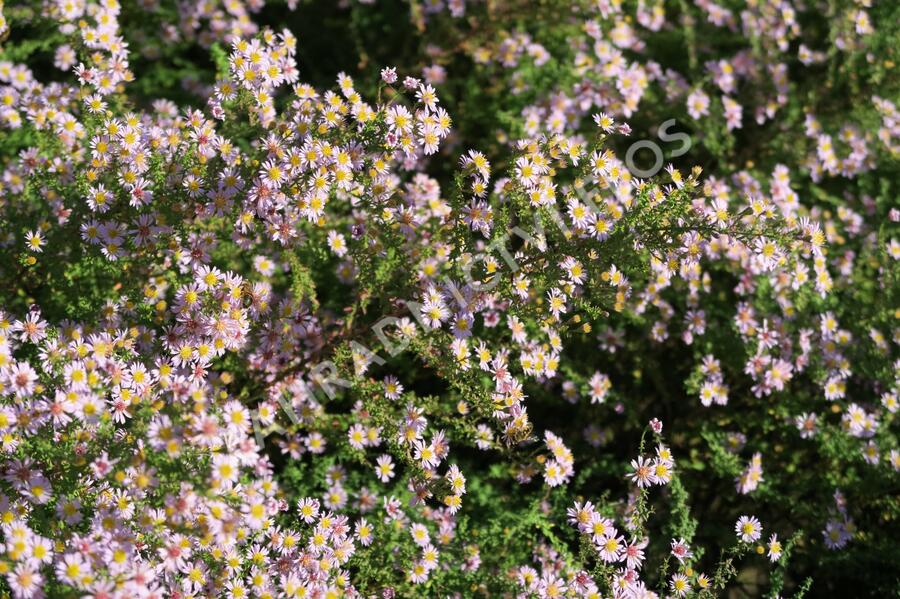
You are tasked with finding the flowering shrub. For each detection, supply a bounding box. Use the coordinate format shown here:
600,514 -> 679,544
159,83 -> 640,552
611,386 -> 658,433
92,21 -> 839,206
0,0 -> 898,597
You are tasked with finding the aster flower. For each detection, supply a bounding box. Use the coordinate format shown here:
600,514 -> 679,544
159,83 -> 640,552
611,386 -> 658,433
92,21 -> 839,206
735,515 -> 763,543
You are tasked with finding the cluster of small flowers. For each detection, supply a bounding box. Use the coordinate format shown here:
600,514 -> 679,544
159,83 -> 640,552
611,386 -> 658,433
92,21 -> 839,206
483,330 -> 533,444
736,452 -> 764,495
569,500 -> 645,571
560,453 -> 787,599
4,24 -> 451,281
843,403 -> 878,440
379,494 -> 465,585
0,305 -> 375,597
665,535 -> 715,598
564,488 -> 726,598
808,122 -> 873,180
540,431 -> 574,487
697,354 -> 729,407
822,490 -> 856,550
418,9 -> 891,500
873,96 -> 900,155
63,0 -> 270,62
487,33 -> 551,71
458,149 -> 493,230
217,44 -> 449,250
0,0 -> 897,592
53,0 -> 135,97
469,0 -> 787,142
0,1 -> 488,593
628,443 -> 674,488
515,543 -> 603,599
735,515 -> 784,562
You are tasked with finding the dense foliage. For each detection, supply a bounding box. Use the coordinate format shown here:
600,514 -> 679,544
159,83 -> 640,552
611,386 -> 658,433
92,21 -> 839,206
0,0 -> 898,597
